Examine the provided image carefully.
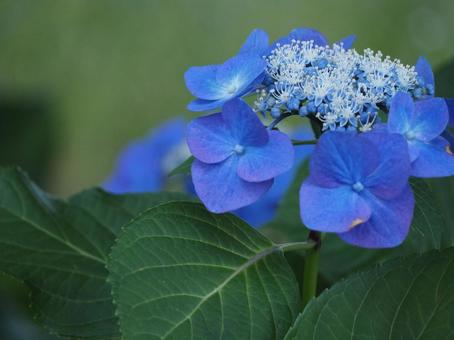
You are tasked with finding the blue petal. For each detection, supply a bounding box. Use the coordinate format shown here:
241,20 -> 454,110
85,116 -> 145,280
187,98 -> 227,112
411,136 -> 454,178
335,34 -> 356,49
268,27 -> 328,54
104,119 -> 185,193
338,185 -> 414,248
410,97 -> 448,141
187,112 -> 235,164
388,92 -> 415,135
309,132 -> 380,188
192,157 -> 273,213
289,28 -> 329,46
239,28 -> 269,56
216,54 -> 266,97
184,65 -> 223,100
362,132 -> 411,199
237,130 -> 294,182
445,98 -> 454,127
233,196 -> 277,228
222,99 -> 268,146
233,126 -> 315,227
299,179 -> 371,233
415,56 -> 435,89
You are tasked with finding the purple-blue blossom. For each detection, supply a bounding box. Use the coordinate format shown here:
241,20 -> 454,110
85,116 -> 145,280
188,98 -> 294,213
234,127 -> 314,227
184,30 -> 267,112
299,131 -> 414,248
103,119 -> 187,193
385,92 -> 454,178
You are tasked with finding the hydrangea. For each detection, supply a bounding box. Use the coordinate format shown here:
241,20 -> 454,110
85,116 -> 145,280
384,92 -> 454,177
103,119 -> 188,193
187,98 -> 294,212
414,58 -> 454,148
299,131 -> 414,248
184,30 -> 267,112
257,41 -> 430,131
234,127 -> 314,226
103,116 -> 313,227
181,26 -> 454,249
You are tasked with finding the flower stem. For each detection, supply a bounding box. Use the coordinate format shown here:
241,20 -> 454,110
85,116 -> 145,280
292,139 -> 317,146
302,231 -> 321,308
278,240 -> 316,252
267,112 -> 294,130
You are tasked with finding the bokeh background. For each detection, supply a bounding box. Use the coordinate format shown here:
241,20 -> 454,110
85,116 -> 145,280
1,0 -> 454,196
0,0 -> 453,338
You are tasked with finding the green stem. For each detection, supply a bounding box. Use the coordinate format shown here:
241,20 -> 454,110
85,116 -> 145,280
302,231 -> 321,308
291,139 -> 318,146
267,112 -> 295,130
278,240 -> 316,252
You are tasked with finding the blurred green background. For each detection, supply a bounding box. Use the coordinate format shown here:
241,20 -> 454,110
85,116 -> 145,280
0,0 -> 453,196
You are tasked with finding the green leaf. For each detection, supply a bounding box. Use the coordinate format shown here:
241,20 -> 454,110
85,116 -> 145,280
168,156 -> 194,177
429,177 -> 454,247
108,201 -> 301,340
285,246 -> 454,340
0,167 -> 189,339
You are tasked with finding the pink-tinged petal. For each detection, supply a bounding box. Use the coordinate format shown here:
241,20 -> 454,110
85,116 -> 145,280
192,157 -> 273,213
338,185 -> 414,248
187,112 -> 235,164
222,99 -> 268,146
388,92 -> 415,135
237,130 -> 294,182
411,137 -> 454,178
410,97 -> 449,141
299,180 -> 372,233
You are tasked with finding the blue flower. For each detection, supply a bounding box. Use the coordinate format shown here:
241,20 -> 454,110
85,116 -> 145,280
415,57 -> 435,97
184,30 -> 268,112
386,92 -> 454,177
103,119 -> 187,193
300,131 -> 414,248
234,127 -> 314,227
270,27 -> 356,52
187,98 -> 294,213
239,28 -> 269,56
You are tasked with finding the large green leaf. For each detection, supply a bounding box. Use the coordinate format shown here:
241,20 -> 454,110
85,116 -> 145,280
285,247 -> 454,340
108,201 -> 301,340
264,163 -> 447,284
0,167 -> 188,338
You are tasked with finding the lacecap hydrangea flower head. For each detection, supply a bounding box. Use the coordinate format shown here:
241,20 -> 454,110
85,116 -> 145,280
184,27 -> 454,248
103,117 -> 313,228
